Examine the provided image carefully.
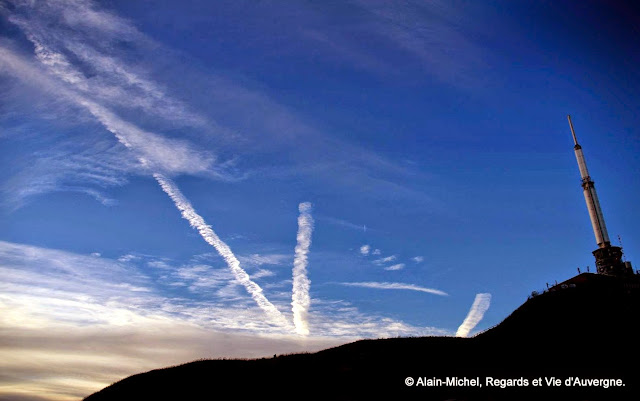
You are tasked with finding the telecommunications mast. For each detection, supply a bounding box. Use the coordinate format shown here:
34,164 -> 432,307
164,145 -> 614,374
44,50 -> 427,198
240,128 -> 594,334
567,115 -> 633,276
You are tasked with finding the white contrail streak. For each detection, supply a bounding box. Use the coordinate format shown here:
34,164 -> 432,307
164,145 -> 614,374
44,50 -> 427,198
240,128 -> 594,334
456,293 -> 491,337
338,281 -> 448,296
292,202 -> 314,335
154,173 -> 292,329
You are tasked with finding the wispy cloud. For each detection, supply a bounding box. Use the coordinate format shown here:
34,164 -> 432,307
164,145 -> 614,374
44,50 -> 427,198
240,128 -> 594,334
77,98 -> 216,176
412,256 -> 424,263
0,240 -> 295,334
384,263 -> 405,271
0,1 -> 242,208
372,249 -> 381,255
0,44 -> 218,175
319,215 -> 367,232
118,254 -> 141,263
237,253 -> 291,267
170,264 -> 233,292
359,244 -> 370,255
373,255 -> 396,265
292,202 -> 314,336
3,133 -> 140,204
2,0 -> 441,215
348,0 -> 488,87
338,281 -> 448,296
308,298 -> 450,338
6,0 -> 205,127
252,269 -> 276,280
456,293 -> 491,337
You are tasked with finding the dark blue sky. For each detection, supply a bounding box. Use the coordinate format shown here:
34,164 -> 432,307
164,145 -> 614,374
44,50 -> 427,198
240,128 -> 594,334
0,1 -> 639,398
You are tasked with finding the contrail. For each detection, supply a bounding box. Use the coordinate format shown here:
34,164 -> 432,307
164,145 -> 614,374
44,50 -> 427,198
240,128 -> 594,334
292,202 -> 314,335
154,173 -> 292,329
338,281 -> 448,296
456,293 -> 491,337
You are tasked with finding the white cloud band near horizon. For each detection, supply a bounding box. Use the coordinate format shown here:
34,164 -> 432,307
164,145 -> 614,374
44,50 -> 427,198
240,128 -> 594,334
338,281 -> 448,296
455,293 -> 491,337
0,239 -> 448,338
291,202 -> 314,335
0,239 -> 451,400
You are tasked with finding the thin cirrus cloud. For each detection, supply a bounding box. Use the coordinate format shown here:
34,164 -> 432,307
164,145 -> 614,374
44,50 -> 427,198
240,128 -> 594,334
5,0 -> 441,205
347,0 -> 488,87
238,253 -> 292,267
318,215 -> 368,232
361,248 -> 408,270
455,293 -> 492,337
1,0 -> 442,221
6,0 -> 205,127
0,238 -> 449,335
373,255 -> 396,265
222,0 -> 488,87
1,1 -> 238,208
338,281 -> 448,296
384,263 -> 405,271
0,44 -> 217,178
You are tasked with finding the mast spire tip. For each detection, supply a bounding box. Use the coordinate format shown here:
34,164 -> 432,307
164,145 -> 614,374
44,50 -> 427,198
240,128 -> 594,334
567,115 -> 578,146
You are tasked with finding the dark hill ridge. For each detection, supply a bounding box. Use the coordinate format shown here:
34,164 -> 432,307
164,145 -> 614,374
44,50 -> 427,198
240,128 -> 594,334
85,274 -> 640,400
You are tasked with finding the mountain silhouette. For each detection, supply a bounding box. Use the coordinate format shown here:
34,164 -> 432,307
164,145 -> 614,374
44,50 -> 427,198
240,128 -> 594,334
84,273 -> 639,400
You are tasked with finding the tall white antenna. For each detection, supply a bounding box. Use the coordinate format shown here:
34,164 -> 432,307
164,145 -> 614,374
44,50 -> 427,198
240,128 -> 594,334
568,115 -> 610,248
567,115 -> 633,276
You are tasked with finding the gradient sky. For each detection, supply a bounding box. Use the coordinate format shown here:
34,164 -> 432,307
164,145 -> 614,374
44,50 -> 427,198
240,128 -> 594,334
1,1 -> 639,400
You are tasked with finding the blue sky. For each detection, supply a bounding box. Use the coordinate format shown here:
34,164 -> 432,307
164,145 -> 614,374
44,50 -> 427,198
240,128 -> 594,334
1,0 -> 639,399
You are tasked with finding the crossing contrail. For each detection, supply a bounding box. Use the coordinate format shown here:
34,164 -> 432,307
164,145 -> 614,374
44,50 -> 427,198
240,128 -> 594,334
153,175 -> 293,330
